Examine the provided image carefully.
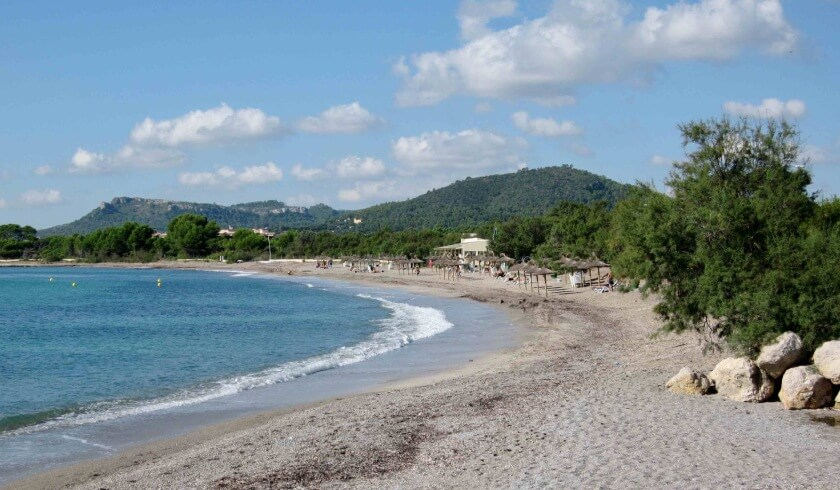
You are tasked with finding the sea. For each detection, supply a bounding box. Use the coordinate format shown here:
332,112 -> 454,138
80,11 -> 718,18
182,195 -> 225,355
0,266 -> 516,483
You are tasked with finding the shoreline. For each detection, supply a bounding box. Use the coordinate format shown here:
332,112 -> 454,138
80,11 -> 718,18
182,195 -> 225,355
5,260 -> 840,488
3,262 -> 526,489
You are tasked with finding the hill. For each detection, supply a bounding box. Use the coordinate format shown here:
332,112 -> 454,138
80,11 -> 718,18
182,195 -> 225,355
39,166 -> 630,236
333,165 -> 630,231
38,198 -> 342,236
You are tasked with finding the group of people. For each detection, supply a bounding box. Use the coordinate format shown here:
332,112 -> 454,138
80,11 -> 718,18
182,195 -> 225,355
314,259 -> 333,269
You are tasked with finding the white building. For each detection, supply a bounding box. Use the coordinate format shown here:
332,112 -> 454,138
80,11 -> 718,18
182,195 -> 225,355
434,234 -> 489,259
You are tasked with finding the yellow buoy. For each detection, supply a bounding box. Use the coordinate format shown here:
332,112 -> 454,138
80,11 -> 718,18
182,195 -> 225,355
71,282 -> 77,287
49,277 -> 54,282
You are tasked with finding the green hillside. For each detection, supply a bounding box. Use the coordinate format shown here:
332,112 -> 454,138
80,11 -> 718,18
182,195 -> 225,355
39,198 -> 342,236
333,165 -> 630,231
39,166 -> 630,236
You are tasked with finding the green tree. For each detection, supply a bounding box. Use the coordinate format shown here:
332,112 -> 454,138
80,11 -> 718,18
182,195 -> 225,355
0,224 -> 37,258
167,214 -> 221,257
612,118 -> 823,353
489,216 -> 548,259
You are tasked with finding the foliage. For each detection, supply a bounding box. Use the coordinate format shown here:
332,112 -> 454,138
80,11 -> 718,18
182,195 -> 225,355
610,118 -> 835,353
489,216 -> 549,259
221,229 -> 269,262
533,201 -> 611,268
340,166 -> 629,232
167,214 -> 221,258
38,166 -> 629,236
0,224 -> 37,258
39,198 -> 342,237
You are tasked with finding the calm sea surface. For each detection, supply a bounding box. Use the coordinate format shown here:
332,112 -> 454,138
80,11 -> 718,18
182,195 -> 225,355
0,266 -> 513,483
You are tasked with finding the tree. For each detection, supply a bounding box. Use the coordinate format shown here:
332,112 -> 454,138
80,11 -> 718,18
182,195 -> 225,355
0,224 -> 37,258
534,201 -> 611,267
490,216 -> 548,259
612,118 -> 823,353
167,214 -> 220,257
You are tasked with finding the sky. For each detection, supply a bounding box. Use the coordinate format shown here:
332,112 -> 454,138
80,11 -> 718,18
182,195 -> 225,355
1,0 -> 839,229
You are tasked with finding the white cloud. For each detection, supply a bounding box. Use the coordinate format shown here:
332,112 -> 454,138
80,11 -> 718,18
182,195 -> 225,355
297,102 -> 382,134
130,104 -> 285,147
20,189 -> 62,206
178,162 -> 283,188
70,148 -> 109,173
236,162 -> 284,184
69,146 -> 183,173
649,154 -> 671,166
396,0 -> 797,106
392,129 -> 526,173
71,103 -> 280,172
458,0 -> 517,40
338,180 -> 401,203
290,163 -> 326,181
723,98 -> 806,119
33,165 -> 54,176
512,111 -> 581,137
335,156 -> 386,178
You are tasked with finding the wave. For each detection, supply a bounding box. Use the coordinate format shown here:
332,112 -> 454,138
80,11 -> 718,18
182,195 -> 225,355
2,294 -> 452,436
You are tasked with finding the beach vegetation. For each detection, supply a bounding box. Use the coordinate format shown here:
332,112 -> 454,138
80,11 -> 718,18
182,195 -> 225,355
167,214 -> 221,258
609,118 -> 839,353
0,224 -> 38,259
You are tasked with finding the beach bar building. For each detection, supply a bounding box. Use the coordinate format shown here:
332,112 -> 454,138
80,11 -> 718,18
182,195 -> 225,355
434,234 -> 490,260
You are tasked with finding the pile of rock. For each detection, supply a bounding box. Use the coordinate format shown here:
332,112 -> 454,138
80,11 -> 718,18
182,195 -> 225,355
666,333 -> 840,411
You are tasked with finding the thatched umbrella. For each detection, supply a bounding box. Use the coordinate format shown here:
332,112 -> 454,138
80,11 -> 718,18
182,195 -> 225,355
506,263 -> 525,288
525,265 -> 554,296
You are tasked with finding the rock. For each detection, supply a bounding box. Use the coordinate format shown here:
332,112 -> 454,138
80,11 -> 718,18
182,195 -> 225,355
756,331 -> 804,378
666,367 -> 712,395
813,340 -> 840,384
836,391 -> 840,410
708,357 -> 774,402
779,365 -> 834,410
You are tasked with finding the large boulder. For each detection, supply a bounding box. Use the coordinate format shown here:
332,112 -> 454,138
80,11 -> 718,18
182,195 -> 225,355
756,332 -> 804,378
778,365 -> 834,410
813,340 -> 840,384
666,367 -> 713,395
708,357 -> 774,402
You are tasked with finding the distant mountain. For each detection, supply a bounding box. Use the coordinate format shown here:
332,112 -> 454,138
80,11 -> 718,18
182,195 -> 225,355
332,165 -> 631,231
39,198 -> 342,236
39,166 -> 631,236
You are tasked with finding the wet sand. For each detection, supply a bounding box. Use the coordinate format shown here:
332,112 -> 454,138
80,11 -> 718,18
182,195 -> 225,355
6,260 -> 840,489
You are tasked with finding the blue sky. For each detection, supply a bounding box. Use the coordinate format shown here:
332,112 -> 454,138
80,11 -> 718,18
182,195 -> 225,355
1,0 -> 838,228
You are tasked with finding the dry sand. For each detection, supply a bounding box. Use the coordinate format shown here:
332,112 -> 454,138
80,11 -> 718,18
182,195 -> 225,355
6,260 -> 840,489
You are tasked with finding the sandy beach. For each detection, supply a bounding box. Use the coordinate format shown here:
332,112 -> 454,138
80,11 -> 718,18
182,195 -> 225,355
6,260 -> 840,489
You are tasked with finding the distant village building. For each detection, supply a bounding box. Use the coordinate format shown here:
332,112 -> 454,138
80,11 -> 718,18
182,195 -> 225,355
434,234 -> 489,259
251,228 -> 275,237
152,231 -> 167,238
353,217 -> 363,224
218,227 -> 275,237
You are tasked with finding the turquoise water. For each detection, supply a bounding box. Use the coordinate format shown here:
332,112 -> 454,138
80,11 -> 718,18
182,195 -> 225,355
0,266 -> 448,434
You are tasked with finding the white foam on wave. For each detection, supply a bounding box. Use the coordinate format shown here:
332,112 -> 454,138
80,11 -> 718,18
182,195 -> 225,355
6,294 -> 453,436
60,434 -> 112,451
